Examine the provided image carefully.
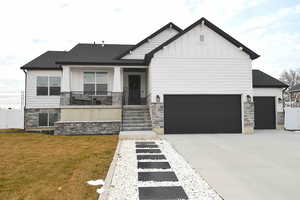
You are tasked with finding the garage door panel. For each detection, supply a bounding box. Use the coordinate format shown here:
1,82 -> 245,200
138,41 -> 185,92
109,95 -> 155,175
254,97 -> 275,129
164,95 -> 242,134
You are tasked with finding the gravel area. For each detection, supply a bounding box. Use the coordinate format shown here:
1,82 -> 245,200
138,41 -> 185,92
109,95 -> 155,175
107,139 -> 223,200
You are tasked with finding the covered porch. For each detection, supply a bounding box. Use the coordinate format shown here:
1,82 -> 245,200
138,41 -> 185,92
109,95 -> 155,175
60,66 -> 148,106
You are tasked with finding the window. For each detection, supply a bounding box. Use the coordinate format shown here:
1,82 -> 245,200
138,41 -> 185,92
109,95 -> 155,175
84,72 -> 107,95
38,113 -> 48,126
37,77 -> 49,96
50,77 -> 61,95
37,76 -> 61,96
38,112 -> 59,127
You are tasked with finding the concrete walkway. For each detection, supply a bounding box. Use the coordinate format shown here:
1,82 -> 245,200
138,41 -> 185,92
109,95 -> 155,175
165,130 -> 300,200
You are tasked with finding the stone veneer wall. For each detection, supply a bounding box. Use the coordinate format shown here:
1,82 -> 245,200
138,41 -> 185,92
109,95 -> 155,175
24,108 -> 60,130
150,103 -> 164,134
243,102 -> 254,134
277,112 -> 284,129
54,121 -> 120,136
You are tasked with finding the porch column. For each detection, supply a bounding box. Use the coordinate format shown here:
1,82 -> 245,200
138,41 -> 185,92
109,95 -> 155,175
62,66 -> 71,92
61,66 -> 71,105
113,66 -> 122,92
112,66 -> 122,105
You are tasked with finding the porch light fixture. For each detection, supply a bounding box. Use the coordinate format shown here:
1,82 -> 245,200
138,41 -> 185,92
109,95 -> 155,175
246,95 -> 252,103
239,47 -> 243,51
278,97 -> 282,104
156,95 -> 161,103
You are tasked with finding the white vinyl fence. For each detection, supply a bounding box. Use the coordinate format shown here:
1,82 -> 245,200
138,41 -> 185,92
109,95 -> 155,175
285,107 -> 300,130
0,109 -> 24,129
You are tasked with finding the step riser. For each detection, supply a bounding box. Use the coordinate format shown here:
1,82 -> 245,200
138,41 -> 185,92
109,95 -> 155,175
123,124 -> 152,128
123,120 -> 152,123
122,128 -> 152,131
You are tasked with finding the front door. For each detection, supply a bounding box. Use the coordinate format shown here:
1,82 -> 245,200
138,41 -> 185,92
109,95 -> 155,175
128,75 -> 141,105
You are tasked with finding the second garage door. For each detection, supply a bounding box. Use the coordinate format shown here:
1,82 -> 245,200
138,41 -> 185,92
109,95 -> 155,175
253,97 -> 276,129
164,95 -> 242,134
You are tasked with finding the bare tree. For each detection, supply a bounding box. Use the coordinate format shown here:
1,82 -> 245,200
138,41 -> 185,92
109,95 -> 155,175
279,69 -> 300,88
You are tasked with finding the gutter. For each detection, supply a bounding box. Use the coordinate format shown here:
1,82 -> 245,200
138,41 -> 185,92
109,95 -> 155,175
22,69 -> 27,130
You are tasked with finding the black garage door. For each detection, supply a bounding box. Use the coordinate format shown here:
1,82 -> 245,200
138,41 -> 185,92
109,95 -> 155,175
164,95 -> 242,134
254,97 -> 276,129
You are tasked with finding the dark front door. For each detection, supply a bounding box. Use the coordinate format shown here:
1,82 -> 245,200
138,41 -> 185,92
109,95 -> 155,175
254,97 -> 276,129
128,75 -> 141,105
164,95 -> 242,134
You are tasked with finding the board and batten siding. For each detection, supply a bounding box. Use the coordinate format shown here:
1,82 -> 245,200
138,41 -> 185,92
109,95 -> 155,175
149,24 -> 253,102
123,28 -> 179,59
26,70 -> 62,108
253,88 -> 283,112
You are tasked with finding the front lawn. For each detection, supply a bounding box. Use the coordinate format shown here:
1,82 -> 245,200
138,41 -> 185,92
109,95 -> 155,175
0,133 -> 118,200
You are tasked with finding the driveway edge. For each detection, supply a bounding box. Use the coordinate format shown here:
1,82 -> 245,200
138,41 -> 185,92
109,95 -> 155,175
98,139 -> 121,200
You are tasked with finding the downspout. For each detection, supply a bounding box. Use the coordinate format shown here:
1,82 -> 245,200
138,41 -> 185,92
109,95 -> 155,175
22,69 -> 27,131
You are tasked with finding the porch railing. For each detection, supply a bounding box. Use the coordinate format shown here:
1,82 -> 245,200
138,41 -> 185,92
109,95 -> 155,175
60,91 -> 122,106
60,91 -> 150,106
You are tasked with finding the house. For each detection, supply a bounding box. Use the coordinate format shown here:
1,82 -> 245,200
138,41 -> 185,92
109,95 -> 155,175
21,17 -> 288,135
288,83 -> 300,102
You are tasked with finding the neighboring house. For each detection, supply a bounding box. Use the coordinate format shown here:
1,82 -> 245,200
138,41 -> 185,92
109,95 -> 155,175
21,17 -> 288,135
288,83 -> 300,102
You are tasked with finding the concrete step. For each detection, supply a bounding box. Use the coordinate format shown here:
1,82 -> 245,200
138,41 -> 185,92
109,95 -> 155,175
123,117 -> 151,121
122,127 -> 152,131
123,119 -> 152,123
122,123 -> 152,128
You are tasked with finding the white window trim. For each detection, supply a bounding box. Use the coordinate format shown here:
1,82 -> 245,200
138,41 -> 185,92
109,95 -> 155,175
83,71 -> 108,96
36,76 -> 61,96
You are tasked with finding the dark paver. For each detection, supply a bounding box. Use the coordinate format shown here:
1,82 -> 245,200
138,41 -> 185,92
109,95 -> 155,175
137,154 -> 166,160
138,162 -> 171,169
139,186 -> 188,200
138,171 -> 178,182
136,149 -> 161,154
136,141 -> 156,145
136,144 -> 159,148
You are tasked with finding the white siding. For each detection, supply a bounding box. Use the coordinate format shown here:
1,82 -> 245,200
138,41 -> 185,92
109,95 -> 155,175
253,88 -> 284,112
26,70 -> 62,108
123,28 -> 179,59
149,24 -> 253,102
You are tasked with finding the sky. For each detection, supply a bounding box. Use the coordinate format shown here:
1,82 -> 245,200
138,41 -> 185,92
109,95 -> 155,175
0,0 -> 300,108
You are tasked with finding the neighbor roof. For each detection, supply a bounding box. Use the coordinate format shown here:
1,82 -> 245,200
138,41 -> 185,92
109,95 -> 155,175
21,51 -> 67,70
289,83 -> 300,92
116,22 -> 182,59
252,69 -> 288,88
145,17 -> 260,64
55,43 -> 145,66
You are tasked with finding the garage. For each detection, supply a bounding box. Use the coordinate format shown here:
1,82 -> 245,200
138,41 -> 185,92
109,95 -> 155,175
164,95 -> 242,134
254,97 -> 276,129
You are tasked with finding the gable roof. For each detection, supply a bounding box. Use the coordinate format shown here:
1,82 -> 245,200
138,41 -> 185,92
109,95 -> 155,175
289,83 -> 300,92
252,69 -> 288,88
55,43 -> 145,66
145,17 -> 260,64
21,51 -> 67,70
116,22 -> 182,59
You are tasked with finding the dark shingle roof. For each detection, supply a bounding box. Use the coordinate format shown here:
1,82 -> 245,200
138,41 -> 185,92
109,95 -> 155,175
145,17 -> 260,64
289,84 -> 300,92
252,69 -> 288,88
56,43 -> 145,66
21,51 -> 67,69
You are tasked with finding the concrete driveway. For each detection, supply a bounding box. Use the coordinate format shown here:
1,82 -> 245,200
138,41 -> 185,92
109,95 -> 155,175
165,130 -> 300,200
